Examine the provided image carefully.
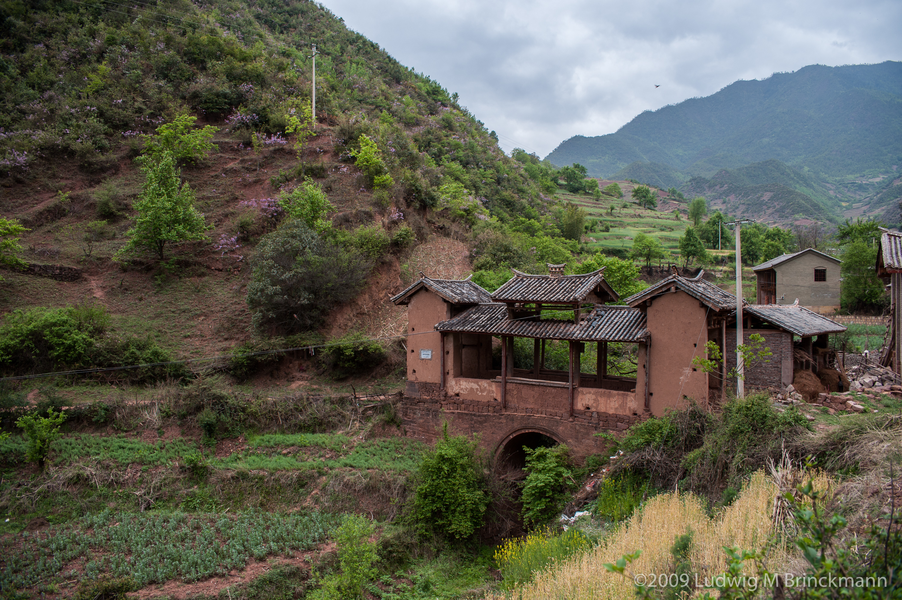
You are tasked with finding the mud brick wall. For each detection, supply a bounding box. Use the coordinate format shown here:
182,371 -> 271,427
725,329 -> 792,389
400,382 -> 646,462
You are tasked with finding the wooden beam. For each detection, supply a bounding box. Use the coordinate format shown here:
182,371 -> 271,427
533,338 -> 541,376
568,341 -> 575,418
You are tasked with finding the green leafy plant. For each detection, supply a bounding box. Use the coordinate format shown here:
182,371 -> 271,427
311,514 -> 378,600
413,429 -> 489,540
352,134 -> 393,189
0,216 -> 28,280
142,113 -> 217,163
494,527 -> 591,590
16,408 -> 66,469
319,331 -> 386,380
277,177 -> 334,235
521,444 -> 574,529
691,333 -> 773,382
117,151 -> 210,261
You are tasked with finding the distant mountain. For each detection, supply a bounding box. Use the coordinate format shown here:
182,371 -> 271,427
547,62 -> 902,225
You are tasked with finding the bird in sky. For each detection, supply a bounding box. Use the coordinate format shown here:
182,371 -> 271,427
655,84 -> 660,88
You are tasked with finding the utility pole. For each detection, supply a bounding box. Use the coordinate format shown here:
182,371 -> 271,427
311,44 -> 318,128
733,219 -> 752,397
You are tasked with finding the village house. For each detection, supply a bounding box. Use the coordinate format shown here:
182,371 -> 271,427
752,248 -> 841,313
391,266 -> 846,461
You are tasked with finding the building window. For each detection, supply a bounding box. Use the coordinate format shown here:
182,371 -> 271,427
814,268 -> 827,282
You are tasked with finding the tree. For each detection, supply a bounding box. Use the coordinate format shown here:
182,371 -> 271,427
142,113 -> 217,163
117,152 -> 209,261
841,238 -> 886,313
688,197 -> 707,227
246,219 -> 371,333
278,177 -> 334,235
560,203 -> 586,241
631,185 -> 657,209
697,211 -> 732,250
575,252 -> 647,299
413,430 -> 489,540
603,183 -> 623,198
836,218 -> 882,246
559,163 -> 589,194
631,233 -> 665,267
679,227 -> 707,267
0,217 -> 28,280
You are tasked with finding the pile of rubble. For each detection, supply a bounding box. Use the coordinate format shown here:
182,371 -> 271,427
775,360 -> 901,414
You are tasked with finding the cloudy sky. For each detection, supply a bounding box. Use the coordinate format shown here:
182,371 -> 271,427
317,0 -> 901,158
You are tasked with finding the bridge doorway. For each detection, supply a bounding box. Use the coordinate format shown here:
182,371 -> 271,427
495,429 -> 561,478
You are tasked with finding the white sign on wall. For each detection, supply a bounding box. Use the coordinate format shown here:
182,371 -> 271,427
420,349 -> 433,360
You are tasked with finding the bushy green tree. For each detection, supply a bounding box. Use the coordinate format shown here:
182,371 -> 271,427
631,185 -> 657,209
560,203 -> 586,241
142,113 -> 217,164
278,177 -> 334,234
0,217 -> 28,280
841,239 -> 886,313
697,211 -> 733,249
559,163 -> 589,193
117,151 -> 210,261
413,430 -> 489,540
310,514 -> 378,600
603,183 -> 623,198
521,445 -> 573,529
688,197 -> 707,227
575,253 -> 647,299
679,227 -> 707,267
353,134 -> 393,189
631,233 -> 665,267
16,408 -> 66,469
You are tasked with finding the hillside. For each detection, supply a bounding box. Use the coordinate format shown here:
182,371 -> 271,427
545,62 -> 902,226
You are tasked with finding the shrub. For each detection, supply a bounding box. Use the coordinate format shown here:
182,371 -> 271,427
319,332 -> 386,379
142,113 -> 218,164
352,134 -> 392,189
310,514 -> 378,600
277,177 -> 333,234
16,408 -> 66,469
343,225 -> 390,260
593,470 -> 648,522
246,219 -> 371,333
0,303 -> 110,373
391,224 -> 415,249
521,445 -> 574,529
413,430 -> 489,540
0,217 -> 29,279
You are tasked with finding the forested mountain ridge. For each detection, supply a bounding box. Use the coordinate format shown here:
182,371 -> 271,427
545,62 -> 902,226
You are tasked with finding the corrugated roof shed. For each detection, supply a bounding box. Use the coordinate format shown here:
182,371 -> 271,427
625,272 -> 738,311
490,268 -> 618,304
436,304 -> 648,342
745,304 -> 847,337
752,248 -> 840,272
391,276 -> 493,306
877,229 -> 902,276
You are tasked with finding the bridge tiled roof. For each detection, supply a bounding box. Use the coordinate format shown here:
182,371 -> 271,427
490,268 -> 618,304
436,304 -> 648,342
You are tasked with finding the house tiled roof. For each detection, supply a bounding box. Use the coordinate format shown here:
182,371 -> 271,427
490,268 -> 618,304
752,248 -> 840,272
878,229 -> 902,275
391,276 -> 493,306
435,304 -> 648,342
625,271 -> 738,311
745,304 -> 846,337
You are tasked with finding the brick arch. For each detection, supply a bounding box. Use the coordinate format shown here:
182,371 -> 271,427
494,426 -> 566,472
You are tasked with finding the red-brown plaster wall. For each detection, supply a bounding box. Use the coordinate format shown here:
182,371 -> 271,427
406,291 -> 451,384
645,291 -> 709,415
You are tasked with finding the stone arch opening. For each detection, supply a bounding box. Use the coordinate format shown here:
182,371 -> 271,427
495,428 -> 563,478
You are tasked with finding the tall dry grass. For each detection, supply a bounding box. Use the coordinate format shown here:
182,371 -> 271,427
486,470 -> 831,600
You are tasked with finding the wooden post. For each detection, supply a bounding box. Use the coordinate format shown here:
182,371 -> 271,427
721,319 -> 727,403
895,273 -> 902,376
568,341 -> 575,418
533,338 -> 541,376
439,332 -> 445,391
501,336 -> 508,410
598,341 -> 607,382
540,339 -> 546,374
